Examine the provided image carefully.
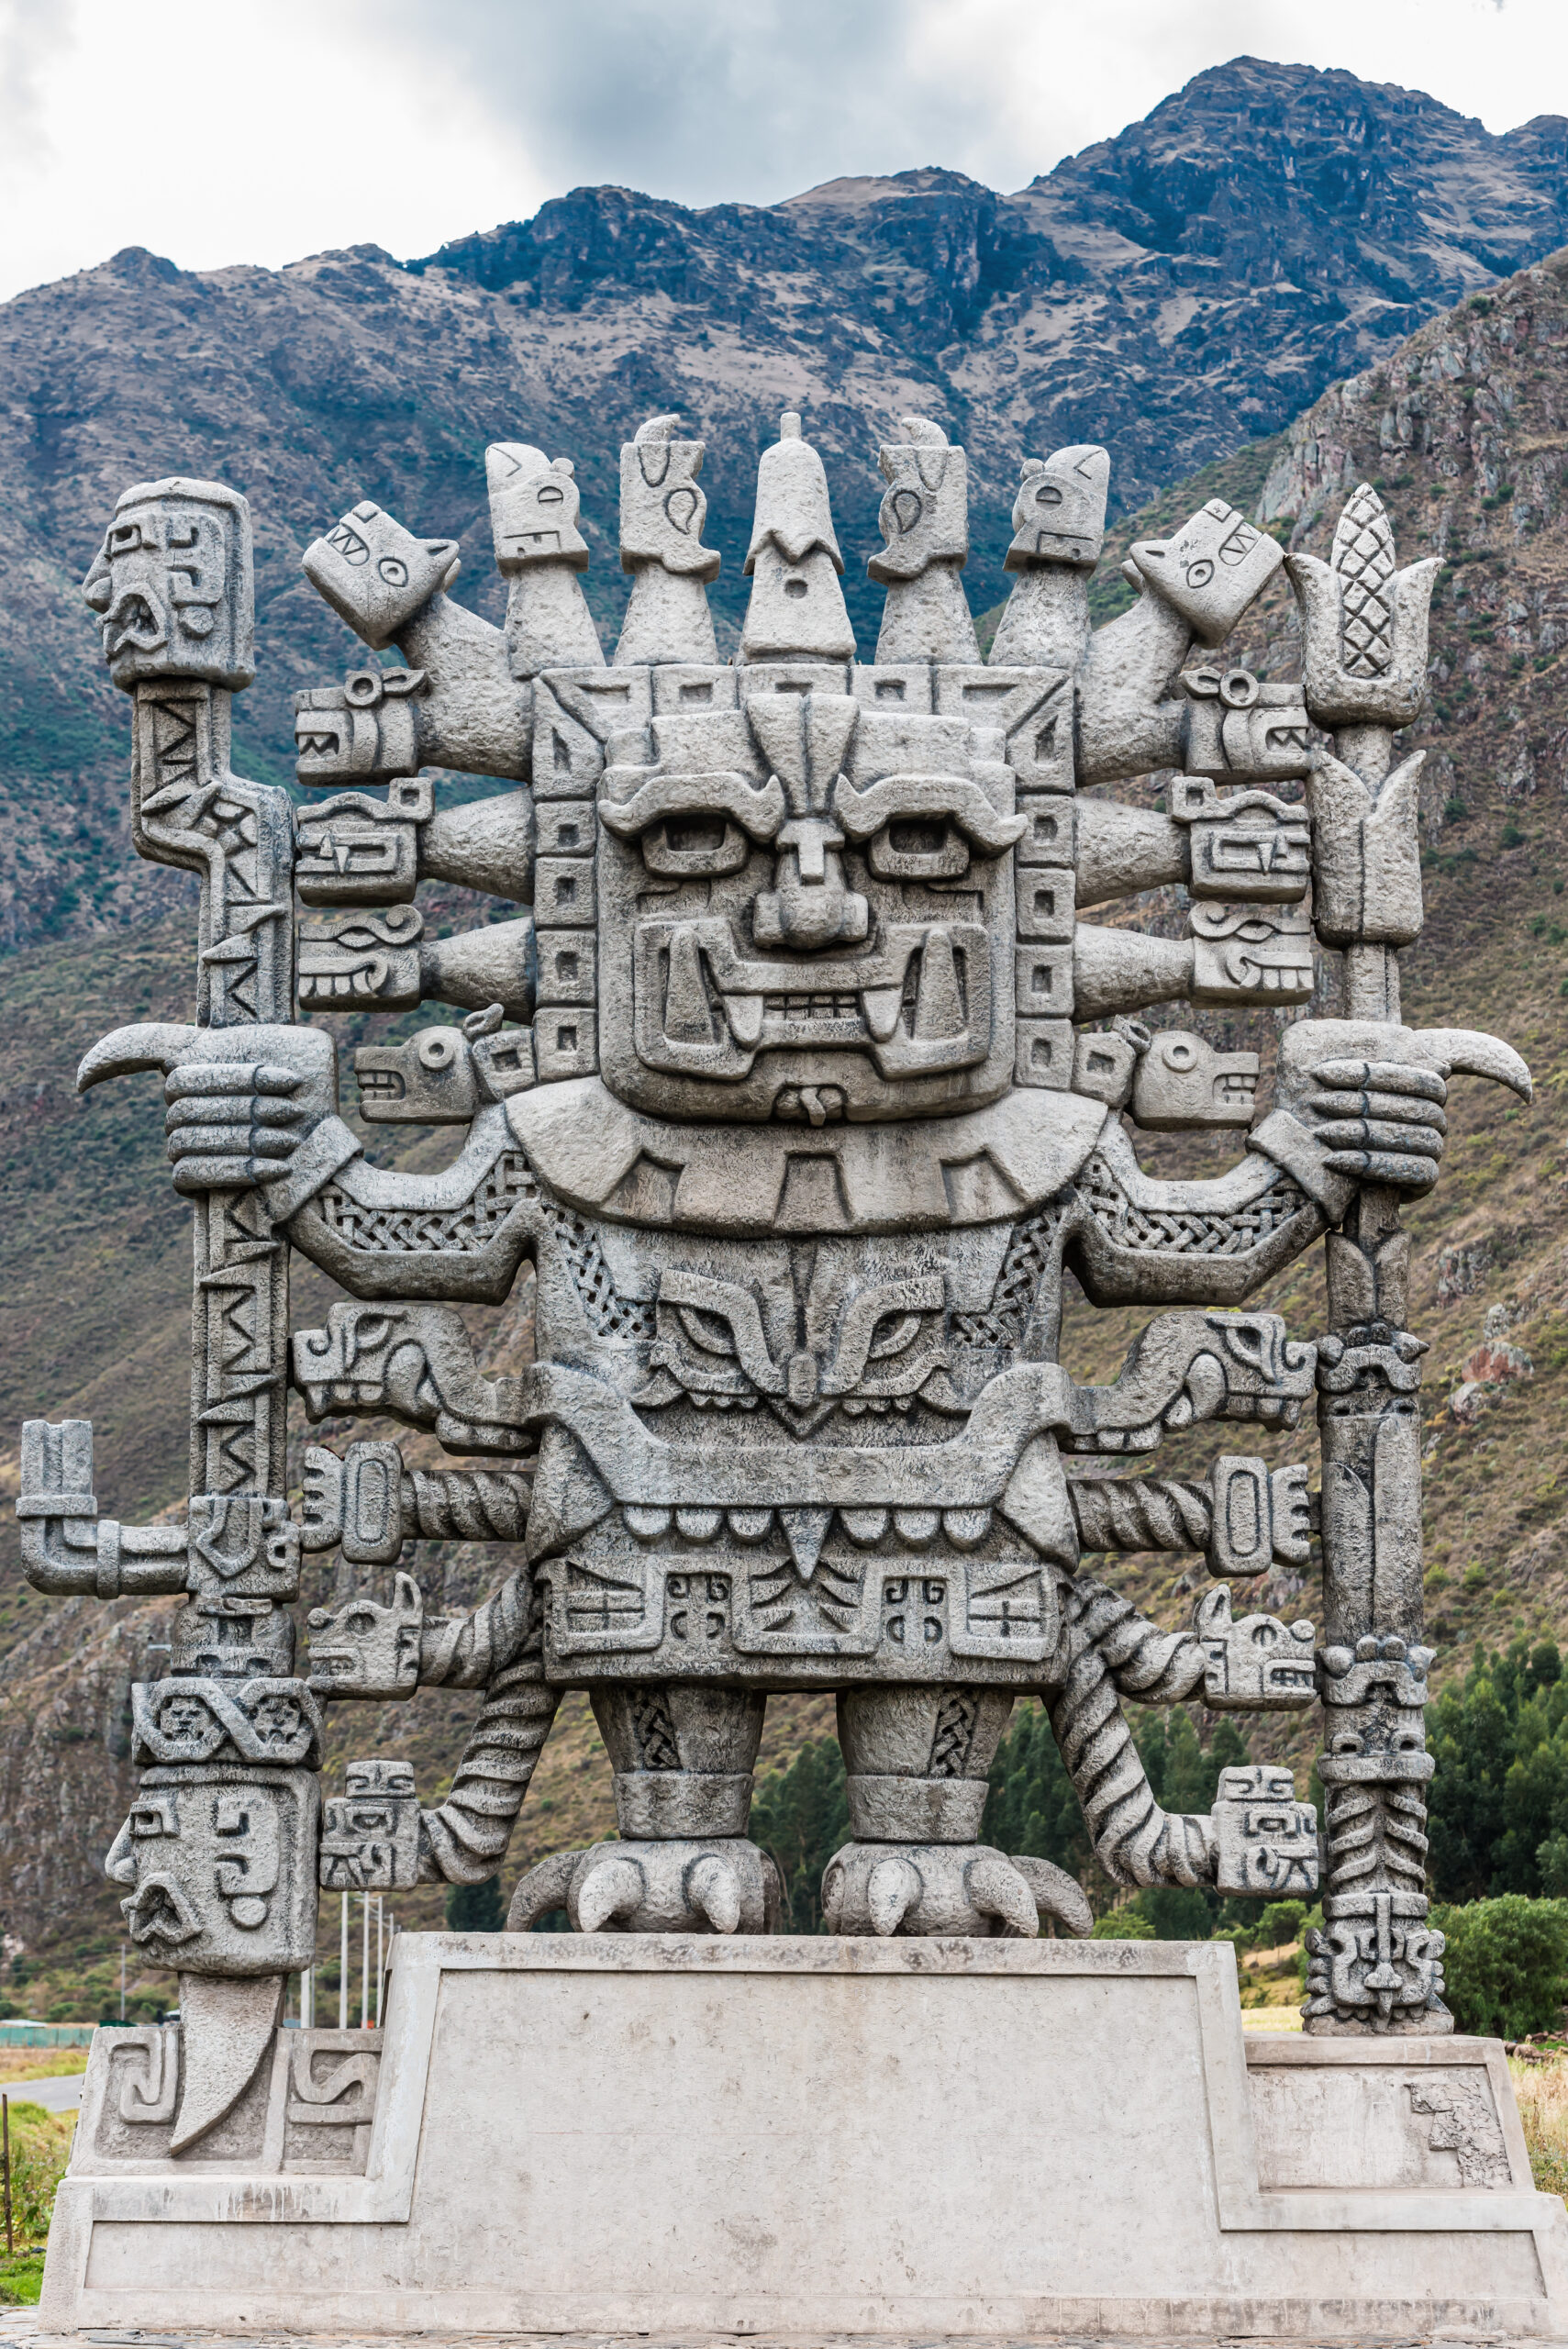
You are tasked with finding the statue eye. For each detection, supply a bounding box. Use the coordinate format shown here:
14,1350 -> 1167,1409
639,816 -> 750,877
868,1311 -> 923,1360
675,1305 -> 738,1355
867,819 -> 970,881
891,820 -> 947,856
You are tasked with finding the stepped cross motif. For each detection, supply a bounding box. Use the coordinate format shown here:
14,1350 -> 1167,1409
17,401 -> 1530,2147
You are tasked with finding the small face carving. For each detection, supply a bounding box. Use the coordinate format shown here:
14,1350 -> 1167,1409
1130,1030 -> 1261,1130
105,1775 -> 315,1969
355,1026 -> 481,1123
302,501 -> 460,651
307,1573 -> 424,1698
596,689 -> 1023,1121
82,480 -> 254,689
1006,444 -> 1108,571
487,441 -> 590,572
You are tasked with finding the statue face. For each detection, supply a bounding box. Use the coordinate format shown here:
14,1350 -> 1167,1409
104,1769 -> 317,1973
595,688 -> 1023,1121
82,479 -> 254,690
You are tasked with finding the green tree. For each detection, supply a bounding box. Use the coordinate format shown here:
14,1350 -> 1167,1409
982,1698 -> 1260,1936
1430,1895 -> 1568,2036
751,1737 -> 851,1931
1091,1907 -> 1155,1940
445,1876 -> 505,1932
981,1699 -> 1091,1877
1428,1641 -> 1568,1898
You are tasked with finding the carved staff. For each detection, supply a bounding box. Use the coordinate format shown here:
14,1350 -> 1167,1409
1289,488 -> 1518,2030
20,479 -> 318,2149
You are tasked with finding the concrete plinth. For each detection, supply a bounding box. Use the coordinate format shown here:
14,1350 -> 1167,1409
40,1933 -> 1568,2337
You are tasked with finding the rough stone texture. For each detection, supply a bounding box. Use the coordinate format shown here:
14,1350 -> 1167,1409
6,60 -> 1568,972
17,400 -> 1534,2078
6,230 -> 1557,2327
37,1936 -> 1568,2337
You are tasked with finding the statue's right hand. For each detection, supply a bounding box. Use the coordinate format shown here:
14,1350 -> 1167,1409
159,1027 -> 338,1195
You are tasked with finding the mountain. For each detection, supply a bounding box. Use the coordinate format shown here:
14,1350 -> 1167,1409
3,64 -> 1568,2005
3,57 -> 1567,963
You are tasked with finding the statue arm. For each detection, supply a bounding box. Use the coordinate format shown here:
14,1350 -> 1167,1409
286,1103 -> 540,1304
1064,1118 -> 1325,1308
1064,1014 -> 1456,1307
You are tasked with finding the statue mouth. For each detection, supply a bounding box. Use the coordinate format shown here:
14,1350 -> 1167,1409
631,917 -> 992,1078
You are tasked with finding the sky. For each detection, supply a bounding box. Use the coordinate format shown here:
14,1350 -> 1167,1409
0,0 -> 1564,305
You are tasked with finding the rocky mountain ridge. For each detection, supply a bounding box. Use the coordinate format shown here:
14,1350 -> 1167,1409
3,56 -> 1567,962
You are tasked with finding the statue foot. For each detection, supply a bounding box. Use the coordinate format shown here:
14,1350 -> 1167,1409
508,1838 -> 781,1934
821,1842 -> 1092,1939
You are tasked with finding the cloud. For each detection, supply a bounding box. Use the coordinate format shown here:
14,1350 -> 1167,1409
369,0 -> 1002,209
0,0 -> 1563,301
0,0 -> 75,170
358,0 -> 1568,222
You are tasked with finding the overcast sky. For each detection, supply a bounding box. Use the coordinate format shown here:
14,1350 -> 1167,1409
1,0 -> 1563,305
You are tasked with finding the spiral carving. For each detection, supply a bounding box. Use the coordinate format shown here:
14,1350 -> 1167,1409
1043,1575 -> 1213,1888
1068,1475 -> 1211,1556
417,1575 -> 560,1885
417,1565 -> 534,1690
406,1466 -> 531,1544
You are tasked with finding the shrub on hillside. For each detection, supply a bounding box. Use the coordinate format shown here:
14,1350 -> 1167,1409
444,1876 -> 504,1932
1430,1894 -> 1568,2037
1091,1908 -> 1155,1940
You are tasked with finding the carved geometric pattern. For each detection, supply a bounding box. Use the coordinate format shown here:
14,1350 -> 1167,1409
629,1687 -> 682,1770
951,1209 -> 1062,1346
541,1197 -> 655,1341
928,1690 -> 979,1777
1332,483 -> 1396,678
1080,1155 -> 1307,1256
316,1155 -> 655,1340
317,1153 -> 534,1253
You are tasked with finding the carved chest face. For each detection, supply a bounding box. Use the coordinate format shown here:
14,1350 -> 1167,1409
593,687 -> 1025,1121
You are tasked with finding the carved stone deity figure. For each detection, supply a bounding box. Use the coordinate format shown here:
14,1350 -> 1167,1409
18,402 -> 1529,2146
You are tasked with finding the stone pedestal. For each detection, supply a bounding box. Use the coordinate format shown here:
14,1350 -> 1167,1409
41,1933 -> 1568,2337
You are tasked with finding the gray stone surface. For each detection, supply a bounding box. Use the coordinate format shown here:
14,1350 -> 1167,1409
12,407 -> 1545,2328
36,1937 -> 1568,2338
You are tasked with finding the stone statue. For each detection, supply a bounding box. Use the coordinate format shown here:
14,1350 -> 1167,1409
19,409 -> 1530,2150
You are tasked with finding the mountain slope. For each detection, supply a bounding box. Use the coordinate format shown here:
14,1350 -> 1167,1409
3,58 -> 1567,963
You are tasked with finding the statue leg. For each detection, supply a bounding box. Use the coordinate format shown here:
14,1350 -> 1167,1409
511,1683 -> 779,1933
823,1685 -> 1090,1938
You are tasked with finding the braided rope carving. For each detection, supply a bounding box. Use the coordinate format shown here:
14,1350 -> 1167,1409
1069,1475 -> 1212,1554
1044,1575 -> 1214,1887
416,1570 -> 560,1884
1080,1153 -> 1307,1256
951,1209 -> 1062,1347
317,1154 -> 653,1338
317,1152 -> 534,1254
407,1466 -> 532,1545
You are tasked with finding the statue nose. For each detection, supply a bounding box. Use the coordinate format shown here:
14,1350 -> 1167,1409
754,818 -> 869,950
784,818 -> 839,885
